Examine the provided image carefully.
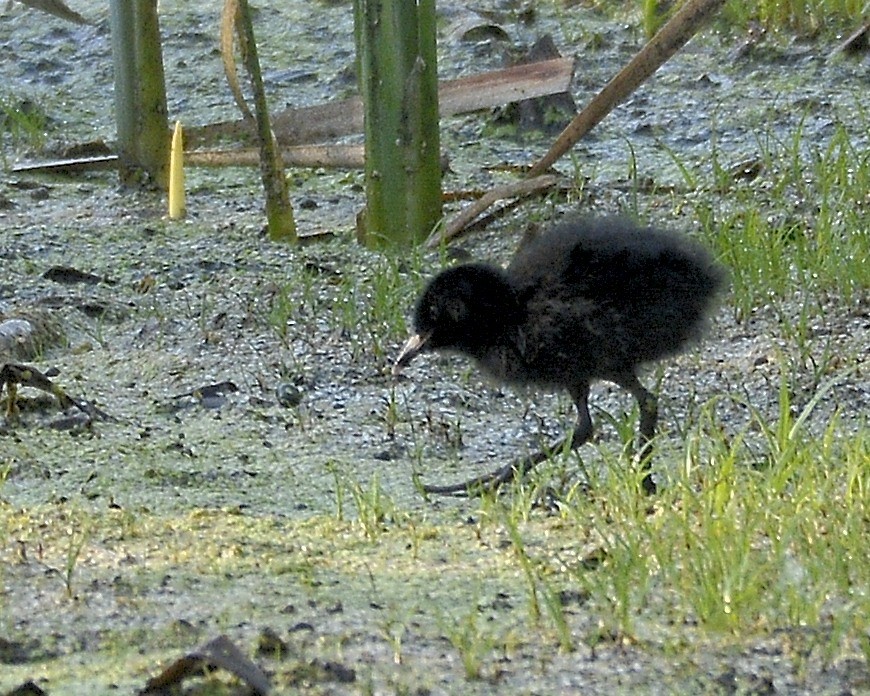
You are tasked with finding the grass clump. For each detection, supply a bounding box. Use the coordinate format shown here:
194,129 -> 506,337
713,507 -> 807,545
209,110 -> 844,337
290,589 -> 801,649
267,247 -> 426,364
592,0 -> 863,40
441,601 -> 500,680
0,90 -> 48,154
330,464 -> 396,539
719,0 -> 866,36
687,118 -> 868,320
671,402 -> 867,638
556,373 -> 868,658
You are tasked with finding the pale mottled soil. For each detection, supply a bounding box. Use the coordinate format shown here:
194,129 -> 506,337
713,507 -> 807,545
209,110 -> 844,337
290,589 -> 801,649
0,2 -> 868,694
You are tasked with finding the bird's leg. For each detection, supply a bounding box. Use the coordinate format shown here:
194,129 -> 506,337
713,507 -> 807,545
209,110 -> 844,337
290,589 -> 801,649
614,373 -> 658,494
421,384 -> 593,497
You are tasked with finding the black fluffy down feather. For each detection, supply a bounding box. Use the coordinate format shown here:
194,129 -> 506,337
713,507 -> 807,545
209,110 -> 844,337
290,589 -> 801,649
395,216 -> 727,495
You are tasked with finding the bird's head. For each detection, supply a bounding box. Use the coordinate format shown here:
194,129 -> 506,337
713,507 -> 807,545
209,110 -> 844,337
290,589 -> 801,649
393,263 -> 519,374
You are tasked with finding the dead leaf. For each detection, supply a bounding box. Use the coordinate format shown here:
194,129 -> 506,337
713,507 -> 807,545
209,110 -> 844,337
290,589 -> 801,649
2,680 -> 47,696
141,634 -> 271,695
446,12 -> 511,42
15,0 -> 91,25
42,266 -> 114,286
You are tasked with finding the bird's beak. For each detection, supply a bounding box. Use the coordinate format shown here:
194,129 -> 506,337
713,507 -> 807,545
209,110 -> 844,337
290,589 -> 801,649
392,332 -> 430,375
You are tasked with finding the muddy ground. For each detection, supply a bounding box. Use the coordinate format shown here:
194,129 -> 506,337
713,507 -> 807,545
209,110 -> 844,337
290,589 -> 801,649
1,1 -> 868,694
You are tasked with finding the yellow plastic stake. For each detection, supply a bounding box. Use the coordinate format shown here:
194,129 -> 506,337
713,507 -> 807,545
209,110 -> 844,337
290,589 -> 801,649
168,121 -> 185,219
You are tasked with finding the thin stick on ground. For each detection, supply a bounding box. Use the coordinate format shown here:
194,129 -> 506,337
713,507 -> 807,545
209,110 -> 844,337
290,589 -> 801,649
425,175 -> 559,248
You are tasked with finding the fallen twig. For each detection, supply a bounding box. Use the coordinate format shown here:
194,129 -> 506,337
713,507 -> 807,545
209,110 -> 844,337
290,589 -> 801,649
438,0 -> 725,242
425,175 -> 559,248
1,362 -> 114,424
528,0 -> 726,177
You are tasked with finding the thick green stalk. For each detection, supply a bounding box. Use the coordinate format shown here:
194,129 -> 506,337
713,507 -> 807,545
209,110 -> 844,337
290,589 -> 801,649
134,0 -> 169,188
355,0 -> 442,250
108,0 -> 169,187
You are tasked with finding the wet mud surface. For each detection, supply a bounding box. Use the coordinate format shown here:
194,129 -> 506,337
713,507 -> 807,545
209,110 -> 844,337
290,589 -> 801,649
1,1 -> 868,694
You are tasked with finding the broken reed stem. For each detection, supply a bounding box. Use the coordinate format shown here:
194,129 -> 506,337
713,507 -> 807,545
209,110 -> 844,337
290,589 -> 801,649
236,0 -> 297,242
527,0 -> 726,177
426,175 -> 559,248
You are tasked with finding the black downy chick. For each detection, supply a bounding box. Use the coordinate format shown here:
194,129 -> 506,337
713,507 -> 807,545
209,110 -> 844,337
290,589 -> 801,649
393,216 -> 727,495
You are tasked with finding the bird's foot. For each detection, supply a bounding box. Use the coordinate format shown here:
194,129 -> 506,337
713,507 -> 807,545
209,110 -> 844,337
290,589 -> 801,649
640,471 -> 657,495
420,463 -> 520,496
420,448 -> 554,497
635,440 -> 657,495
